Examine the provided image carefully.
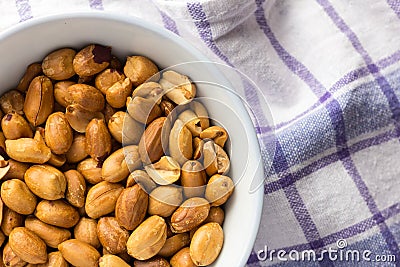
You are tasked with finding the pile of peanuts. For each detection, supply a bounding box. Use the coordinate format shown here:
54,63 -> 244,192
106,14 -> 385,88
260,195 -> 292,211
0,44 -> 234,267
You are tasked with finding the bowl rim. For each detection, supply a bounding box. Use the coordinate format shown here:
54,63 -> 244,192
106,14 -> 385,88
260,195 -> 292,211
0,12 -> 265,266
0,11 -> 212,64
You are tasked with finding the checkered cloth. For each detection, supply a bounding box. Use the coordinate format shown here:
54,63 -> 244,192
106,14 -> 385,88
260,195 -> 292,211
2,0 -> 400,266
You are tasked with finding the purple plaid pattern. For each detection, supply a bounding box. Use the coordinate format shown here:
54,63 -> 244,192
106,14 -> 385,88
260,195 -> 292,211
387,0 -> 400,19
187,2 -> 232,66
89,0 -> 103,10
159,10 -> 179,35
257,49 -> 400,134
184,0 -> 400,266
316,0 -> 400,258
254,0 -> 355,255
15,0 -> 32,22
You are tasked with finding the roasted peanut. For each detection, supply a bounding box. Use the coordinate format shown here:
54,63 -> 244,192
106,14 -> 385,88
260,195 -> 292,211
134,257 -> 170,267
68,83 -> 105,112
170,197 -> 210,233
108,111 -> 143,144
35,200 -> 79,228
1,112 -> 33,140
181,160 -> 207,198
99,254 -> 130,267
170,247 -> 196,267
122,146 -> 142,174
177,110 -> 203,137
101,146 -> 140,183
85,118 -> 112,161
193,137 -> 205,161
128,170 -> 157,192
58,239 -> 101,267
74,218 -> 100,249
42,48 -> 76,80
47,153 -> 67,167
24,165 -> 66,200
1,179 -> 37,215
127,96 -> 162,125
6,138 -> 51,164
95,68 -> 126,94
127,215 -> 167,260
200,125 -> 228,148
148,186 -> 183,217
16,62 -> 42,92
204,206 -> 225,225
169,119 -> 192,166
1,207 -> 24,236
189,101 -> 210,131
85,181 -> 123,219
77,158 -> 103,184
205,174 -> 234,207
158,233 -> 190,258
139,117 -> 168,164
102,103 -> 117,124
3,241 -> 26,267
54,81 -> 75,108
101,255 -> 129,267
145,156 -> 181,185
124,56 -> 159,87
97,217 -> 130,254
65,104 -> 104,133
115,185 -> 148,230
102,249 -> 131,264
132,82 -> 164,103
64,170 -> 86,208
34,127 -> 46,142
0,157 -> 9,181
25,217 -> 71,248
73,44 -> 111,77
160,99 -> 176,118
190,223 -> 224,266
0,90 -> 25,115
24,75 -> 54,126
203,140 -> 230,176
159,71 -> 196,105
45,112 -> 73,155
9,227 -> 47,264
126,82 -> 163,124
36,251 -> 68,267
106,78 -> 133,108
66,134 -> 88,163
3,160 -> 29,181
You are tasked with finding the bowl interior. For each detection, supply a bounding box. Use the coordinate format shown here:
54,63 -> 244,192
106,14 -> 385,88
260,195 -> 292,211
0,13 -> 264,267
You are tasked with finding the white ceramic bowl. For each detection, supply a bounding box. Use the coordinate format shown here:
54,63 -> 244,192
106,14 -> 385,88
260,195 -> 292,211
0,13 -> 264,266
